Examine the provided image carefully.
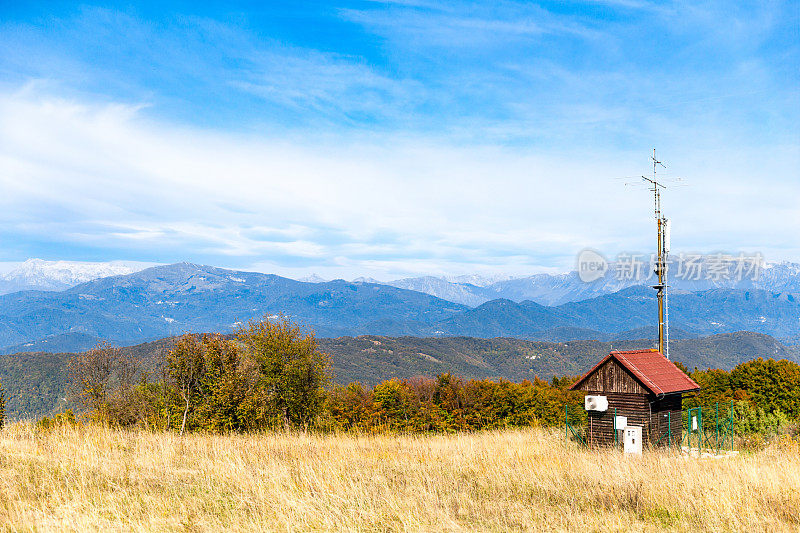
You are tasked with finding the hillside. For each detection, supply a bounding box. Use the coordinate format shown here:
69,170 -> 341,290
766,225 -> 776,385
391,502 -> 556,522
2,331 -> 796,420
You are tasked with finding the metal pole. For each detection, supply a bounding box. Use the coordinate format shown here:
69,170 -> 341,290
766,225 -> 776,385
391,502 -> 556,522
698,407 -> 703,455
716,402 -> 720,453
565,404 -> 568,447
614,407 -> 617,446
687,408 -> 690,451
730,401 -> 734,452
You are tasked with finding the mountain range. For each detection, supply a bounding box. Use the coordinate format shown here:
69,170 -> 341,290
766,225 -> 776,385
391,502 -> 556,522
0,262 -> 797,354
386,261 -> 800,306
6,258 -> 799,306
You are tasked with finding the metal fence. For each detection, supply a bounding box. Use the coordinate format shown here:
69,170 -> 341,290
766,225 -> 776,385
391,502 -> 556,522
565,401 -> 739,454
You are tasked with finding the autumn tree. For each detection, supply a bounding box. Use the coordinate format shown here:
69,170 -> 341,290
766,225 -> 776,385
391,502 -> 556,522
67,342 -> 143,422
193,334 -> 257,432
237,317 -> 331,429
166,335 -> 207,436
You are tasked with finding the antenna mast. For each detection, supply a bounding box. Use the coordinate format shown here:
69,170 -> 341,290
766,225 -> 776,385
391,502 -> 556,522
642,149 -> 670,359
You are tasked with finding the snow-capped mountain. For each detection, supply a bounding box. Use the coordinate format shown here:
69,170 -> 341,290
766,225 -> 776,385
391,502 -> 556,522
352,276 -> 383,284
0,259 -> 153,294
386,276 -> 493,307
298,274 -> 328,283
2,263 -> 798,355
444,274 -> 516,287
386,261 -> 800,307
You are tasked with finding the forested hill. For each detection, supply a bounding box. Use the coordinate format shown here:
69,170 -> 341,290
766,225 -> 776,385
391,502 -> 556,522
2,331 -> 797,420
323,332 -> 798,385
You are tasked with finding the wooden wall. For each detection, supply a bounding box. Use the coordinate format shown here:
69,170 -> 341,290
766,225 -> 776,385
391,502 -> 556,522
586,392 -> 649,446
576,358 -> 647,395
649,394 -> 683,446
585,392 -> 684,447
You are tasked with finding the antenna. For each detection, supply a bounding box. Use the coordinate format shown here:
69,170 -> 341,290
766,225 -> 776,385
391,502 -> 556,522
641,149 -> 670,359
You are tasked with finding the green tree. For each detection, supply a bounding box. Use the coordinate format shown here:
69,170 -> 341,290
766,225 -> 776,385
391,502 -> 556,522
730,359 -> 800,419
372,379 -> 417,430
238,317 -> 331,429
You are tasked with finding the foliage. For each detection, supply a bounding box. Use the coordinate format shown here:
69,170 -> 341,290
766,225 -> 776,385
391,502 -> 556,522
67,342 -> 146,424
9,317 -> 800,440
165,335 -> 209,435
35,409 -> 80,432
325,374 -> 585,433
162,333 -> 258,433
156,318 -> 331,433
686,358 -> 800,425
4,332 -> 798,421
729,401 -> 788,436
237,318 -> 331,429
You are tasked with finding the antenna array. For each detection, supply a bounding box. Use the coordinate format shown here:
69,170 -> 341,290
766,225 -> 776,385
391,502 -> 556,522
641,149 -> 670,359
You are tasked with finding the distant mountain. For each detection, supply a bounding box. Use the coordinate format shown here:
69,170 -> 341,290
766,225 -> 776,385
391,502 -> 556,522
421,286 -> 800,340
427,299 -> 572,337
386,276 -> 493,307
4,258 -> 797,308
0,259 -> 151,295
298,274 -> 328,283
485,271 -> 630,306
389,261 -> 800,306
0,263 -> 467,353
4,331 -> 797,420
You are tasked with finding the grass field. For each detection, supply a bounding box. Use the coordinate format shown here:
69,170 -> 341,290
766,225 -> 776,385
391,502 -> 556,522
1,424 -> 798,532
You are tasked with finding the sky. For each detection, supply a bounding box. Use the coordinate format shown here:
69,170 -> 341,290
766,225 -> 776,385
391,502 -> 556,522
0,1 -> 798,280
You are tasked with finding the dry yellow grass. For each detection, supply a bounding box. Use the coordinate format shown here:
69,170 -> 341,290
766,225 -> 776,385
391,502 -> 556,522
0,423 -> 798,532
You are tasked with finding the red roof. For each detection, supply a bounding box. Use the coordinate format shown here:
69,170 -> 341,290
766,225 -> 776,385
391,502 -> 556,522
570,349 -> 701,395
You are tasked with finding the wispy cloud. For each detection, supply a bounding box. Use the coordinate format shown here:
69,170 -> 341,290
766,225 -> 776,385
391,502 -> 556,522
0,86 -> 797,279
0,2 -> 797,277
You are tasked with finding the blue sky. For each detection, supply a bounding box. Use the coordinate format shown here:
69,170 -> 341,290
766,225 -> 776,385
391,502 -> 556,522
0,1 -> 798,279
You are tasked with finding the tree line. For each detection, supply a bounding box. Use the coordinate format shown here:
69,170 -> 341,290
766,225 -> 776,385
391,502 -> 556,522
680,358 -> 800,437
30,316 -> 800,436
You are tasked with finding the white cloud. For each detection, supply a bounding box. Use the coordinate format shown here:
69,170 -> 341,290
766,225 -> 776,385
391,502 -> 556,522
0,87 -> 797,278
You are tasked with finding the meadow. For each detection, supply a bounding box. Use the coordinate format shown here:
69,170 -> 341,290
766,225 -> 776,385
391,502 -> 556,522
1,424 -> 798,532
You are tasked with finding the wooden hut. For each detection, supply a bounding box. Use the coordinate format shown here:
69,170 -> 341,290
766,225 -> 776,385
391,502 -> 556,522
570,349 -> 700,447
